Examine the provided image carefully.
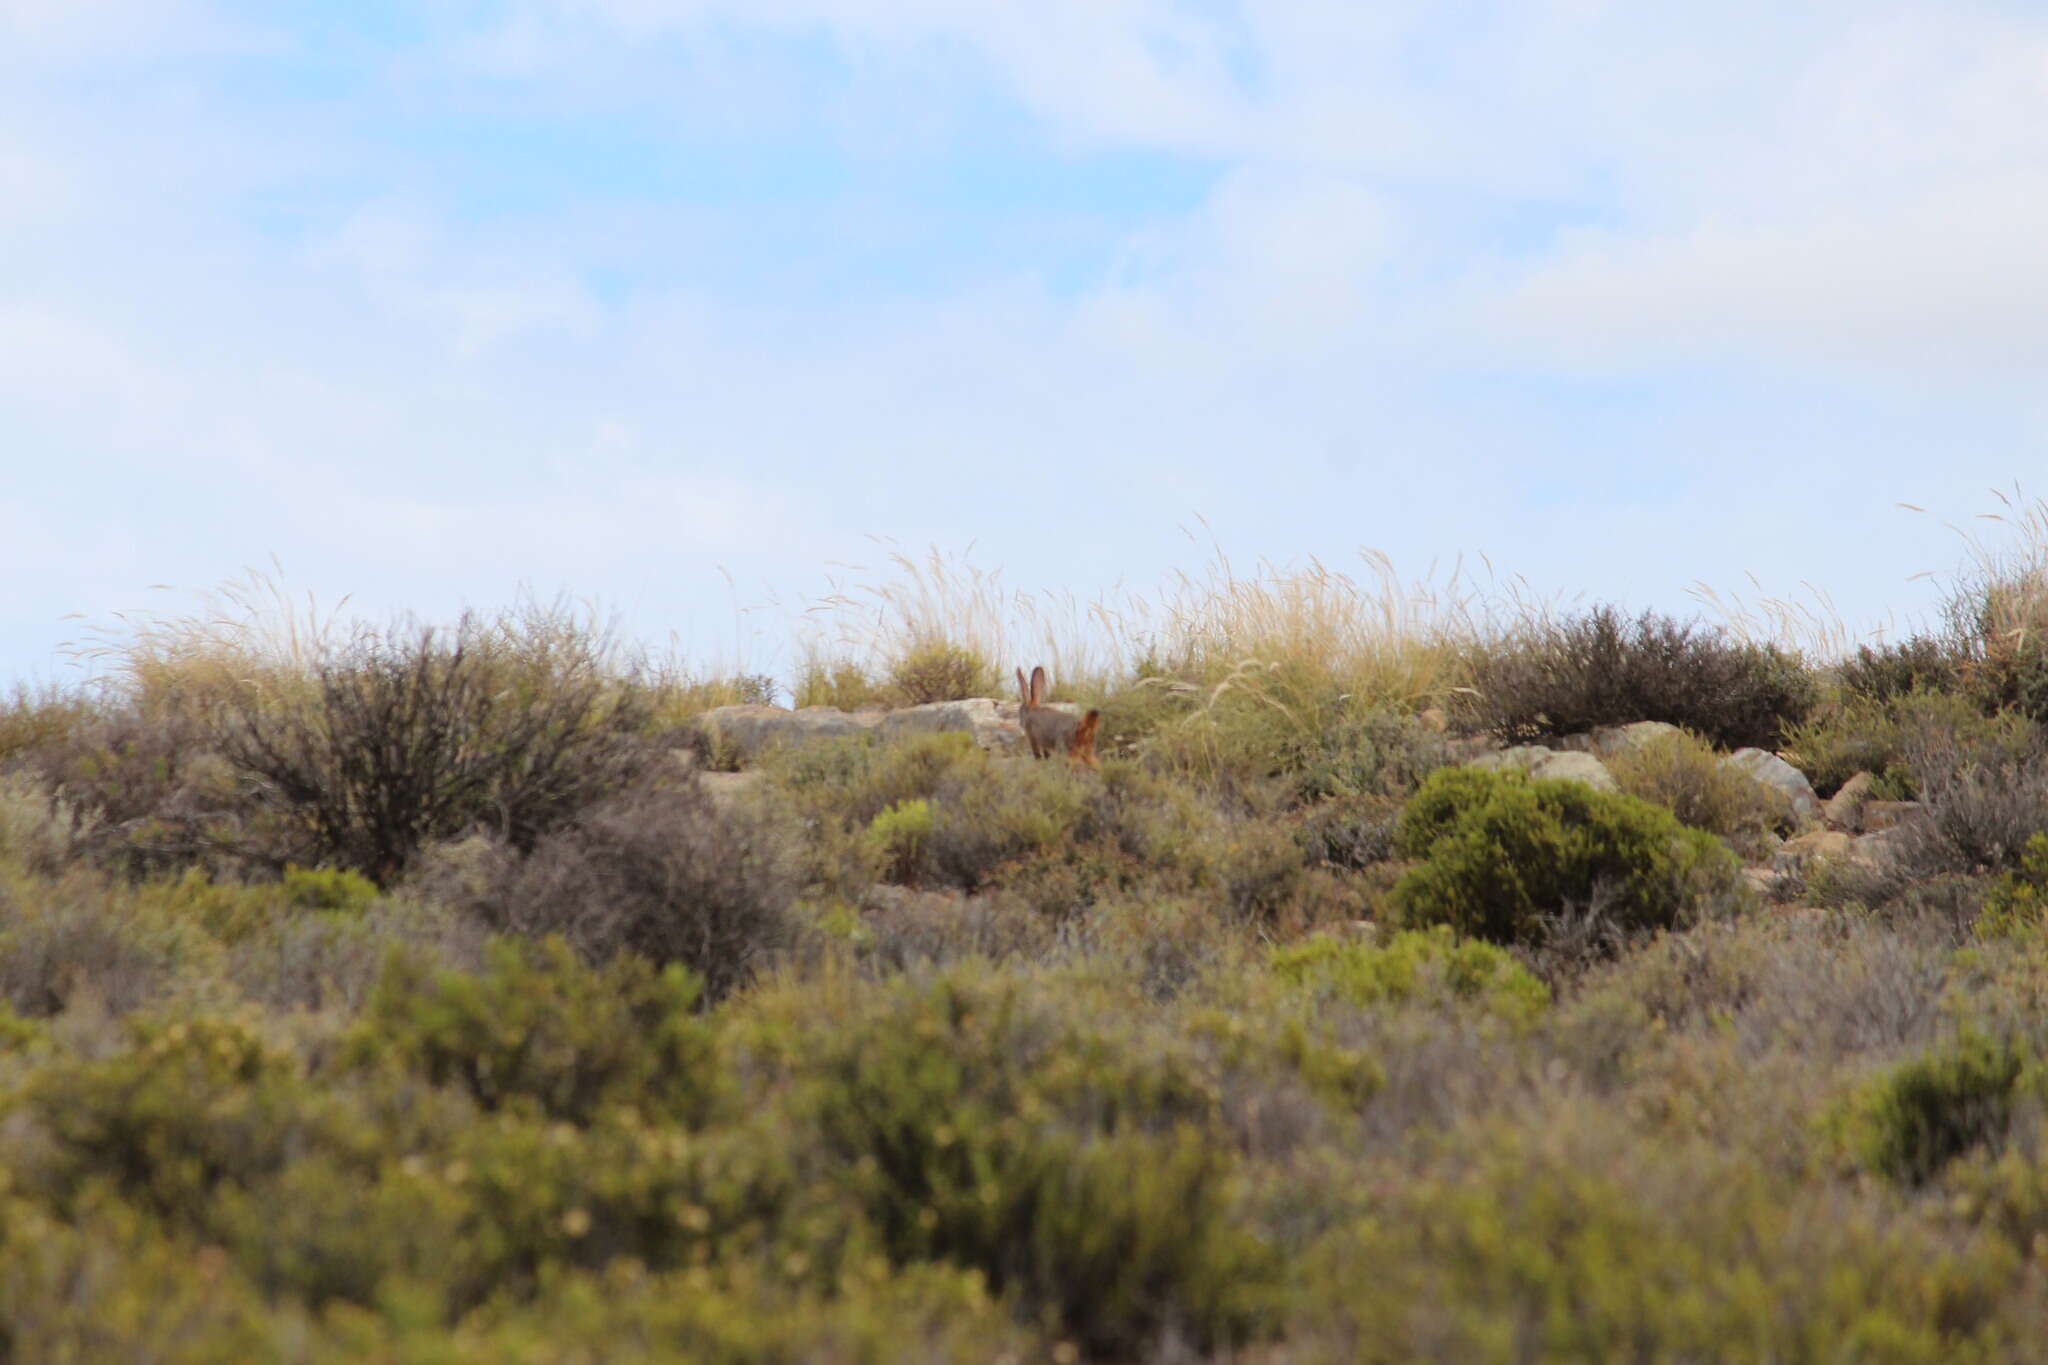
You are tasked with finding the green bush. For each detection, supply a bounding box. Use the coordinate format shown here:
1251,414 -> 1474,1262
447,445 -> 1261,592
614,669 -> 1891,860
1464,604 -> 1817,751
1839,635 -> 1964,704
886,642 -> 995,705
1850,1030 -> 2035,1187
1974,834 -> 2048,941
347,937 -> 723,1128
1391,766 -> 1743,946
1268,926 -> 1549,1026
792,968 -> 1277,1357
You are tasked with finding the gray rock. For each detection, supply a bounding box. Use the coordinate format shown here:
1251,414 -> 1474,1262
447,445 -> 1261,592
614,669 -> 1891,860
1721,748 -> 1822,828
877,697 -> 1036,756
1468,746 -> 1619,793
1557,720 -> 1685,758
697,703 -> 881,761
1822,771 -> 1876,833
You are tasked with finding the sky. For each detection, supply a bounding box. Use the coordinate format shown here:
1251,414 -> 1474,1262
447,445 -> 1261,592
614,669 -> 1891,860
4,0 -> 2047,685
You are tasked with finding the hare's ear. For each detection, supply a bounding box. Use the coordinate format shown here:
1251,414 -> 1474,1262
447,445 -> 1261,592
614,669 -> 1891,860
1016,667 -> 1031,705
1030,666 -> 1049,707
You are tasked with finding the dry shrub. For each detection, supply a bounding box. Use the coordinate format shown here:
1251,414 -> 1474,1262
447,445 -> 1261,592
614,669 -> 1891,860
1464,604 -> 1817,750
852,887 -> 1058,974
1894,715 -> 2048,874
215,611 -> 661,884
440,772 -> 802,1004
0,876 -> 202,1018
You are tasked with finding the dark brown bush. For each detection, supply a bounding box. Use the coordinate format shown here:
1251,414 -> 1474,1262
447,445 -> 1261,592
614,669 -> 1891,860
1895,718 -> 2048,875
1837,634 -> 1964,704
214,616 -> 661,884
1464,605 -> 1817,751
444,772 -> 802,1004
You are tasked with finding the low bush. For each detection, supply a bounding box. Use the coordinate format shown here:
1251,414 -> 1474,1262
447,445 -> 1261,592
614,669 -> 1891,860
790,967 -> 1278,1357
1464,604 -> 1817,751
887,641 -> 996,705
1603,727 -> 1780,845
1847,1029 -> 2037,1187
450,772 -> 801,1004
1974,834 -> 2048,941
1391,766 -> 1744,947
1900,717 -> 2048,874
347,937 -> 724,1127
1268,926 -> 1549,1025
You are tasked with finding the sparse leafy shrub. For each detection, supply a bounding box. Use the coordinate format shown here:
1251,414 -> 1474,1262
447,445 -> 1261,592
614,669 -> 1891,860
1464,604 -> 1817,750
1975,835 -> 2048,941
886,641 -> 995,705
1953,568 -> 2048,723
347,937 -> 724,1127
1849,1030 -> 2036,1187
1268,927 -> 1549,1026
790,657 -> 890,710
1603,728 -> 1779,846
1392,766 -> 1744,946
214,614 -> 661,884
449,773 -> 801,1004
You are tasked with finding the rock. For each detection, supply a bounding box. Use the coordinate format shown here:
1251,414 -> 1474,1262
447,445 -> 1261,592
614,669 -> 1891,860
1557,720 -> 1685,758
877,698 -> 1038,756
1721,748 -> 1822,828
1416,706 -> 1450,734
1773,828 -> 1855,874
1822,771 -> 1877,833
696,704 -> 881,761
1851,825 -> 1916,868
1468,746 -> 1619,793
1861,801 -> 1924,834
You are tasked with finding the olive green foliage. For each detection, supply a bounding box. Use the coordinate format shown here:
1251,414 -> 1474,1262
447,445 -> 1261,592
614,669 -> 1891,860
27,567 -> 2048,1361
886,641 -> 996,704
1392,766 -> 1744,945
1604,727 -> 1781,842
1975,835 -> 2048,941
1465,604 -> 1818,750
1268,926 -> 1549,1026
347,938 -> 723,1126
1848,1030 -> 2038,1187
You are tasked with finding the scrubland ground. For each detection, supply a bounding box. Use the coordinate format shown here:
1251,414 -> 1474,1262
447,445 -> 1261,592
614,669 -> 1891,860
6,520 -> 2048,1363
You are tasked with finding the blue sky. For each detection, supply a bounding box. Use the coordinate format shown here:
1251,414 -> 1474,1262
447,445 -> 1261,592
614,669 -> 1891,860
5,0 -> 2046,684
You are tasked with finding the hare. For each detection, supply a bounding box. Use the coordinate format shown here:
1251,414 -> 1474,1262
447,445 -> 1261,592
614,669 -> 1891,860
1016,665 -> 1101,768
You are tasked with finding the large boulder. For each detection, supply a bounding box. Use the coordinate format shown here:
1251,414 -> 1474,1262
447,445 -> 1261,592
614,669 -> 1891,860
1557,720 -> 1686,758
877,698 -> 1035,755
1721,748 -> 1822,828
1467,746 -> 1620,793
697,704 -> 881,762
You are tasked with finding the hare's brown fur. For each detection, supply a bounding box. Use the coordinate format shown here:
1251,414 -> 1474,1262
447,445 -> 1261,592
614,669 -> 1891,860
1017,665 -> 1100,768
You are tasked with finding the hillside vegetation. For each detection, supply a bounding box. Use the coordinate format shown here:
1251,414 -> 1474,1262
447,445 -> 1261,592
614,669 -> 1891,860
6,514 -> 2048,1362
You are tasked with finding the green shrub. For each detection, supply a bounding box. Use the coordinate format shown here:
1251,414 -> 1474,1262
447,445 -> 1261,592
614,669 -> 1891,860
1603,728 -> 1779,843
1464,604 -> 1817,750
347,937 -> 723,1127
21,1015 -> 336,1225
1974,834 -> 2048,941
1850,1030 -> 2035,1187
792,968 -> 1277,1357
1268,927 -> 1549,1026
1391,766 -> 1743,946
863,799 -> 933,884
887,642 -> 995,705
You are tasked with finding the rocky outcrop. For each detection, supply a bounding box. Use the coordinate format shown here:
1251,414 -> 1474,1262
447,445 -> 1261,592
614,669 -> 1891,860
1467,746 -> 1620,793
1557,720 -> 1685,758
1720,748 -> 1822,828
1822,771 -> 1876,832
696,704 -> 882,762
